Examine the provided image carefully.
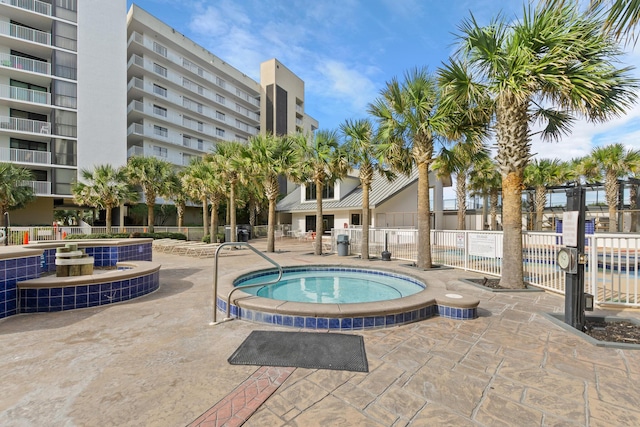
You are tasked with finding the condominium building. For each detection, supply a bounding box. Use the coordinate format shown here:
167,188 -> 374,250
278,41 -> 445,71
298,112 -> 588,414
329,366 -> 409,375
126,5 -> 317,174
4,2 -> 316,225
1,0 -> 126,225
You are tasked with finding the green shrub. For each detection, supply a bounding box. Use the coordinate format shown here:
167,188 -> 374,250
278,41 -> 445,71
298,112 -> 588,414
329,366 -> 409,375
202,234 -> 210,243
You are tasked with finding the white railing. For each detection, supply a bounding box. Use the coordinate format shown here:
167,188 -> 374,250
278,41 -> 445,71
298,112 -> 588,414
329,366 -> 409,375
0,116 -> 51,134
1,0 -> 52,16
0,21 -> 51,45
0,52 -> 51,75
19,180 -> 51,195
127,122 -> 144,135
336,227 -> 640,308
5,226 -> 207,244
0,147 -> 51,164
0,83 -> 50,104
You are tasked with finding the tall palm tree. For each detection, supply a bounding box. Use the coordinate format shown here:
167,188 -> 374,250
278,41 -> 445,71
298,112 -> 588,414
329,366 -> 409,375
208,141 -> 247,243
182,160 -> 224,237
446,3 -> 637,287
582,143 -> 640,232
468,156 -> 502,231
432,141 -> 489,230
125,155 -> 175,233
72,164 -> 137,234
0,163 -> 35,220
340,118 -> 395,259
244,134 -> 299,252
295,130 -> 348,255
524,159 -> 575,231
370,67 -> 484,268
166,171 -> 188,228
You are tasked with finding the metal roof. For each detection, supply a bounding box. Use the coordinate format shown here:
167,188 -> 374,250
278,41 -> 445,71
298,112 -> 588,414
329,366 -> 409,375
277,168 -> 420,213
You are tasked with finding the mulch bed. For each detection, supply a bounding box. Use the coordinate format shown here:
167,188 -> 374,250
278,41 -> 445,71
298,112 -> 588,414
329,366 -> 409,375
467,278 -> 640,345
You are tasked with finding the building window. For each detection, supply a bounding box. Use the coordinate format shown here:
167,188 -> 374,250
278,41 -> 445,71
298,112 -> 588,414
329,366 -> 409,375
183,135 -> 191,147
305,182 -> 334,200
152,145 -> 167,157
216,76 -> 225,88
215,94 -> 225,104
153,84 -> 167,97
197,139 -> 204,150
216,128 -> 225,137
216,111 -> 225,121
153,42 -> 167,57
153,63 -> 167,77
153,125 -> 168,137
153,105 -> 167,117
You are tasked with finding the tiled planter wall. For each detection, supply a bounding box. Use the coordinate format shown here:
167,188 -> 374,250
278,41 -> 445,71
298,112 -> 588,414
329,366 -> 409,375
0,256 -> 40,319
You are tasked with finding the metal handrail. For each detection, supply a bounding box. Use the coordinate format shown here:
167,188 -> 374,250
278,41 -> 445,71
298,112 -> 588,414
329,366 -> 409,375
211,242 -> 283,324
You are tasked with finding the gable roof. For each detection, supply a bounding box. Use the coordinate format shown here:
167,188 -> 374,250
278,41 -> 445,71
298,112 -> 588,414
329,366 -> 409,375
276,168 -> 419,213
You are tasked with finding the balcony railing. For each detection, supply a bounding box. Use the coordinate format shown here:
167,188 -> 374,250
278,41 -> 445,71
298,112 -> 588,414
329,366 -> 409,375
127,99 -> 143,114
0,21 -> 51,45
0,147 -> 51,164
0,83 -> 50,105
0,0 -> 52,16
127,145 -> 200,167
0,116 -> 51,134
127,122 -> 144,136
19,180 -> 51,195
0,52 -> 51,75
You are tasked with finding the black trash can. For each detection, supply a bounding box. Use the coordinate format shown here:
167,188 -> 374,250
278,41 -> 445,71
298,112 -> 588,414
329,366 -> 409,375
238,228 -> 249,242
337,235 -> 349,256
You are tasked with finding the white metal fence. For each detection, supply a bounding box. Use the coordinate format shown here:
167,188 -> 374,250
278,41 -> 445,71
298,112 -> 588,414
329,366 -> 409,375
333,228 -> 640,308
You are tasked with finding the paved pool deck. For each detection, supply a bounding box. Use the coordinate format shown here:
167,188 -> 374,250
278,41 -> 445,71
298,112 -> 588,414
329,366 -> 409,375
1,238 -> 639,426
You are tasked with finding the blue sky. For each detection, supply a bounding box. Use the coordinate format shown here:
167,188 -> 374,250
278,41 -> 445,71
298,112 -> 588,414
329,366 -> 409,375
128,0 -> 640,163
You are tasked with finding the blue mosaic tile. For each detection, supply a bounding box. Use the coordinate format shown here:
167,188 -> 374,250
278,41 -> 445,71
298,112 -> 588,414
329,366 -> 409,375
328,318 -> 340,330
316,318 -> 328,329
294,316 -> 305,328
352,317 -> 363,329
375,316 -> 385,327
395,313 -> 405,324
386,315 -> 395,326
340,317 -> 353,329
305,317 -> 317,329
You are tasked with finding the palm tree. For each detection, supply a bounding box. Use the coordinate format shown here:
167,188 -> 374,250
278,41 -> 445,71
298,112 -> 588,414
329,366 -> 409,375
432,141 -> 489,230
295,130 -> 349,255
524,159 -> 575,231
244,134 -> 299,252
581,143 -> 640,232
341,119 -> 395,259
208,141 -> 247,243
370,67 -> 484,268
446,3 -> 637,287
468,156 -> 502,231
72,165 -> 137,234
182,159 -> 225,238
166,171 -> 188,228
125,156 -> 175,233
0,163 -> 35,219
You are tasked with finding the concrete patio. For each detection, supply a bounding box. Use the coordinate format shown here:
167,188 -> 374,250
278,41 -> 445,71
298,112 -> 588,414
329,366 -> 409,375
1,238 -> 639,426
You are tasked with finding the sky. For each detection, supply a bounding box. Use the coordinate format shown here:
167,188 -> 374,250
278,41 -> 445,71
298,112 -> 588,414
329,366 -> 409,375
127,0 -> 640,164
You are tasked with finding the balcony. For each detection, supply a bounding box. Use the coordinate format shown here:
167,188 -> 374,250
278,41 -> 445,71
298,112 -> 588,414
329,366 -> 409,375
0,52 -> 51,76
0,21 -> 51,45
0,147 -> 51,165
0,83 -> 50,105
20,180 -> 51,195
127,145 -> 199,167
0,0 -> 52,16
0,115 -> 51,136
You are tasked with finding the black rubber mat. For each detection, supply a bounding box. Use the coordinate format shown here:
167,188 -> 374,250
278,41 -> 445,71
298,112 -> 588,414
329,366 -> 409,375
228,331 -> 369,372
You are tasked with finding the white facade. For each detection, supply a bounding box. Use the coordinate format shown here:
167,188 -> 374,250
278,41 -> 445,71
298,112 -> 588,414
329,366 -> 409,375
1,0 -> 126,225
126,5 -> 262,170
78,0 -> 127,170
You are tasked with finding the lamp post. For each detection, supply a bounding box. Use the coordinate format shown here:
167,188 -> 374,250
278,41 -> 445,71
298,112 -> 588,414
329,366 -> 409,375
4,212 -> 9,246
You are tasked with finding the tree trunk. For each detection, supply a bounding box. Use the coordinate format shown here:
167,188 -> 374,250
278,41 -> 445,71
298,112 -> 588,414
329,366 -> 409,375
210,200 -> 219,242
361,183 -> 370,260
106,207 -> 112,234
267,198 -> 276,252
630,185 -> 638,232
535,186 -> 546,231
499,171 -> 525,289
202,198 -> 209,237
416,162 -> 432,269
147,201 -> 155,233
177,203 -> 184,228
456,174 -> 466,230
490,190 -> 498,231
605,172 -> 618,232
229,183 -> 236,243
315,180 -> 324,255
